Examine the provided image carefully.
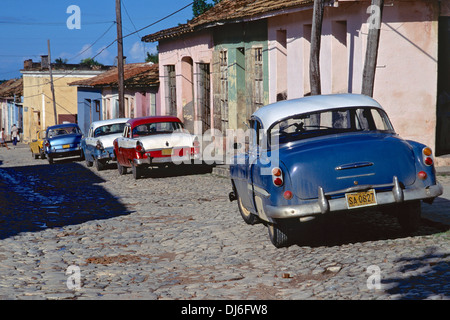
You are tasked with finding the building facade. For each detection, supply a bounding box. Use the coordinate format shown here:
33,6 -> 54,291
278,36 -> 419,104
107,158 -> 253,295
143,0 -> 450,163
70,62 -> 160,134
20,57 -> 110,143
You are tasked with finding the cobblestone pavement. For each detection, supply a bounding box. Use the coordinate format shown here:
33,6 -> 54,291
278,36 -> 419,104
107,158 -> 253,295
0,144 -> 449,301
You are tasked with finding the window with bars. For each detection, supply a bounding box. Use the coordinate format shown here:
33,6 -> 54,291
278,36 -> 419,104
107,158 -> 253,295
197,63 -> 211,132
219,50 -> 229,131
164,65 -> 177,116
253,47 -> 264,111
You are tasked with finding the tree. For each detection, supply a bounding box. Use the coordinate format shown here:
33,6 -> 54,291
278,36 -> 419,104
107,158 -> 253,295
309,0 -> 325,95
54,57 -> 68,65
80,58 -> 103,67
145,52 -> 158,64
192,0 -> 221,17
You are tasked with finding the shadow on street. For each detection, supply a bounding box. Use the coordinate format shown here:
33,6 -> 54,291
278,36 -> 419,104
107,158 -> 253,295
383,247 -> 450,299
0,162 -> 131,240
287,208 -> 449,248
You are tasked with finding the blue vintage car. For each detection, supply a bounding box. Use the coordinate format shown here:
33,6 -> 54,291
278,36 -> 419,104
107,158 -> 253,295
81,118 -> 129,171
229,94 -> 443,247
44,123 -> 83,164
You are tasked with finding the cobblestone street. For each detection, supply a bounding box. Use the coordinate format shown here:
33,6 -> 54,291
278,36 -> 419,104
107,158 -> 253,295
0,144 -> 449,301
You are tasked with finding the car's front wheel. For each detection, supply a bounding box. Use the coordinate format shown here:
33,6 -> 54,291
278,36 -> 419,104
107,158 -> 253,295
397,200 -> 421,233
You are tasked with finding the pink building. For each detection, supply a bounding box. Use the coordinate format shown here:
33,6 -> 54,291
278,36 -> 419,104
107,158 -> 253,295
71,62 -> 160,124
143,0 -> 450,164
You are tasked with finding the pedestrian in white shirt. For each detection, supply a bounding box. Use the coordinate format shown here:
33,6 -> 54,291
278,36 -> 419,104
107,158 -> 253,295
11,124 -> 18,146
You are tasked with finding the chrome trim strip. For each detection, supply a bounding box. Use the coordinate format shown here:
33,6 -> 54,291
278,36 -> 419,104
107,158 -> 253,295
337,173 -> 375,180
335,162 -> 374,171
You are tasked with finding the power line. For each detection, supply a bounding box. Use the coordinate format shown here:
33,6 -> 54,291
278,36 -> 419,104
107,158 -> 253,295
20,2 -> 194,91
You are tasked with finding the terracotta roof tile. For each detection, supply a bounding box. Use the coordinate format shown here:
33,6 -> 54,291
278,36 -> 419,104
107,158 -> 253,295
69,63 -> 159,88
142,0 -> 315,42
0,78 -> 23,99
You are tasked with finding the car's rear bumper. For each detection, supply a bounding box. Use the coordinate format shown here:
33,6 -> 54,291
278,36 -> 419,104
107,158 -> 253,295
47,146 -> 81,158
264,177 -> 443,220
94,147 -> 115,161
133,153 -> 201,166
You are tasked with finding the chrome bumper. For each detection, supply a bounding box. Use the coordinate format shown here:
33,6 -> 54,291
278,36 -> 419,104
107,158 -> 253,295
133,155 -> 194,166
265,177 -> 443,220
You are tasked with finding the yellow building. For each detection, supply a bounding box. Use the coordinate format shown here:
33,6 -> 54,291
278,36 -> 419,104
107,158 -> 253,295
20,57 -> 110,143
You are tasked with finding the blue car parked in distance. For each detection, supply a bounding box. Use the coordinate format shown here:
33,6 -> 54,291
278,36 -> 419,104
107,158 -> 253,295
228,94 -> 443,248
81,118 -> 129,171
44,123 -> 83,164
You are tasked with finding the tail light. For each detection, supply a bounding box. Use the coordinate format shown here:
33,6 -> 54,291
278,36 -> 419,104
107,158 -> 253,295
283,190 -> 293,200
418,171 -> 427,180
272,167 -> 283,187
136,141 -> 144,153
45,141 -> 50,147
422,147 -> 434,166
96,140 -> 104,150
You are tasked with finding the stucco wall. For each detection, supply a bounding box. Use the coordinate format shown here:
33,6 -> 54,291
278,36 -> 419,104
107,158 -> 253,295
268,0 -> 439,153
158,29 -> 214,134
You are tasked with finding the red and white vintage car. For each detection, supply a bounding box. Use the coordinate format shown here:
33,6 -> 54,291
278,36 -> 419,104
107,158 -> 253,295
113,116 -> 200,179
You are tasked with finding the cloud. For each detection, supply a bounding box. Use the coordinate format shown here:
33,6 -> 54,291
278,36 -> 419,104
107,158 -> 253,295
77,44 -> 94,60
128,41 -> 146,62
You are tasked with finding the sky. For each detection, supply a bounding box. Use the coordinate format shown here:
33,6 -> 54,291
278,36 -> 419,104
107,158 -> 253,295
0,0 -> 194,79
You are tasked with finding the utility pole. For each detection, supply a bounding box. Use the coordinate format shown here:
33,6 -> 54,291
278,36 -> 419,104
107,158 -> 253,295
116,0 -> 125,118
362,0 -> 384,97
47,39 -> 58,124
309,0 -> 325,96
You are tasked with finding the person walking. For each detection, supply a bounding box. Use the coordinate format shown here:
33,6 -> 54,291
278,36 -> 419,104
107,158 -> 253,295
1,128 -> 10,150
11,124 -> 18,146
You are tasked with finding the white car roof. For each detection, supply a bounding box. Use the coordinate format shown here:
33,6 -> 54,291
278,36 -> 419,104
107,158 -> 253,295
90,118 -> 130,130
252,94 -> 384,129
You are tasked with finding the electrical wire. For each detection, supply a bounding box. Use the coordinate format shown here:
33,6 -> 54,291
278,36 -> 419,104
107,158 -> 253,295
20,2 -> 194,91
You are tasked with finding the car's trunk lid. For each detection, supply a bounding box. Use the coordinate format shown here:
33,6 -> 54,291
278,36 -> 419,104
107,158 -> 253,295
280,133 -> 416,200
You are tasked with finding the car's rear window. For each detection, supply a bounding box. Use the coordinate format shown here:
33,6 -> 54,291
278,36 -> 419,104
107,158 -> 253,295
48,126 -> 81,138
94,123 -> 126,137
132,121 -> 184,138
270,107 -> 394,145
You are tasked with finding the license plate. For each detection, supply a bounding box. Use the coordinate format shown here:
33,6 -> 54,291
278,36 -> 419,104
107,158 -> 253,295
63,144 -> 70,149
161,148 -> 172,156
345,189 -> 377,209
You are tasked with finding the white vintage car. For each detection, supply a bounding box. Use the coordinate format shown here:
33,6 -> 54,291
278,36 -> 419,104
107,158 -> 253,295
81,118 -> 129,171
113,116 -> 200,179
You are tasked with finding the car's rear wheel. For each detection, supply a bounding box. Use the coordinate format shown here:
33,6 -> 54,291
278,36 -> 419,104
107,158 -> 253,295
47,155 -> 53,164
237,196 -> 260,225
132,163 -> 142,180
117,162 -> 127,175
95,158 -> 104,171
39,148 -> 46,159
397,200 -> 421,233
85,154 -> 93,167
267,221 -> 291,248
